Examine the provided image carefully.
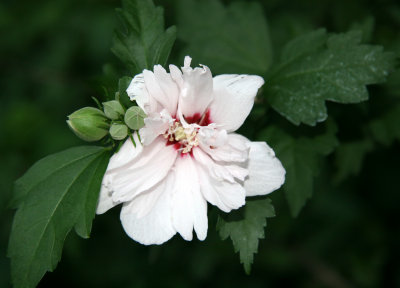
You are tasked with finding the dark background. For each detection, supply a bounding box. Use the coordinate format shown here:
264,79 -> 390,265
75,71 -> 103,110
1,0 -> 399,287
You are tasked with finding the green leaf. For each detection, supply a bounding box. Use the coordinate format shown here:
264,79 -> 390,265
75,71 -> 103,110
111,0 -> 177,75
8,146 -> 110,288
258,123 -> 338,216
350,16 -> 375,43
176,0 -> 273,74
369,103 -> 400,145
334,139 -> 374,183
117,76 -> 133,109
124,106 -> 146,130
217,198 -> 275,274
93,64 -> 119,101
266,29 -> 396,125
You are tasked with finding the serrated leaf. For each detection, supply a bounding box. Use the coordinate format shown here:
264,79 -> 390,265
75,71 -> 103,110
177,0 -> 273,74
280,29 -> 327,64
334,139 -> 374,183
267,29 -> 396,125
258,124 -> 338,216
112,0 -> 176,75
8,146 -> 110,288
217,199 -> 275,274
124,106 -> 146,130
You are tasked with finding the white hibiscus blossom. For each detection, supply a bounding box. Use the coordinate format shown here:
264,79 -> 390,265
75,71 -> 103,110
97,56 -> 285,245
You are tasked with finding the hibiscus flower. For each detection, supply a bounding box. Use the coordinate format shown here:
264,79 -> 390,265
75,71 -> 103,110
97,56 -> 285,245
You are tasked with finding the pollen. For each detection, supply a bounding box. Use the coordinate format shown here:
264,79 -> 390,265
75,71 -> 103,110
164,121 -> 199,154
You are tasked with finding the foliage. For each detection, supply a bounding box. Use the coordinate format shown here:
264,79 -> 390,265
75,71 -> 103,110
217,199 -> 275,274
369,104 -> 400,145
8,147 -> 110,288
266,29 -> 395,125
112,0 -> 176,75
176,0 -> 273,74
258,123 -> 338,216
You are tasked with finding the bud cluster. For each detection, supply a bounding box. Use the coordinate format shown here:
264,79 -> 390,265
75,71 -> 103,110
67,96 -> 146,143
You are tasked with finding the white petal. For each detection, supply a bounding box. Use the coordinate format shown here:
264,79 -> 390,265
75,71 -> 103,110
120,173 -> 176,245
209,75 -> 264,132
225,165 -> 248,182
96,174 -> 116,214
111,136 -> 177,202
197,125 -> 228,148
200,133 -> 249,163
179,57 -> 214,118
197,165 -> 246,213
126,183 -> 163,219
143,66 -> 179,115
110,133 -> 143,169
139,109 -> 173,145
126,74 -> 158,114
193,148 -> 247,183
193,148 -> 246,213
244,142 -> 286,196
169,64 -> 183,88
96,134 -> 143,214
171,156 -> 208,241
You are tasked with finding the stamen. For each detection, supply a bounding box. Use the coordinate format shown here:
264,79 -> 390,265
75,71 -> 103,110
164,121 -> 200,154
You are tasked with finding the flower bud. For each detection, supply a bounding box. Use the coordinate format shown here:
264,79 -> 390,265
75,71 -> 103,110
67,107 -> 110,142
110,123 -> 128,140
103,100 -> 125,120
124,106 -> 146,130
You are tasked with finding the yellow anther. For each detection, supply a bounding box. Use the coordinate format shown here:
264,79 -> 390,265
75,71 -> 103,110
174,126 -> 186,141
164,121 -> 200,153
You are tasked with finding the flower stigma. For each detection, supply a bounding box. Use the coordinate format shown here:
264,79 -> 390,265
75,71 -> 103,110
164,121 -> 199,154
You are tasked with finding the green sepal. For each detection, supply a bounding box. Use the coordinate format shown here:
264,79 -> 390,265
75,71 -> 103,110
110,123 -> 128,140
124,106 -> 146,130
103,100 -> 125,120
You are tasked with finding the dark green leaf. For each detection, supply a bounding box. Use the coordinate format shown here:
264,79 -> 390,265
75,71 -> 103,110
267,29 -> 396,125
350,16 -> 375,43
111,0 -> 176,75
369,103 -> 400,145
117,76 -> 134,109
258,123 -> 338,216
8,146 -> 110,288
334,139 -> 374,183
177,0 -> 273,74
93,64 -> 120,101
217,199 -> 275,274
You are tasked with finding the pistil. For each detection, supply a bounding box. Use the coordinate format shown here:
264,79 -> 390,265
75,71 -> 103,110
164,121 -> 199,154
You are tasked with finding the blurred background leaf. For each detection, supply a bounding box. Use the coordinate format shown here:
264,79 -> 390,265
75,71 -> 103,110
176,0 -> 273,74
